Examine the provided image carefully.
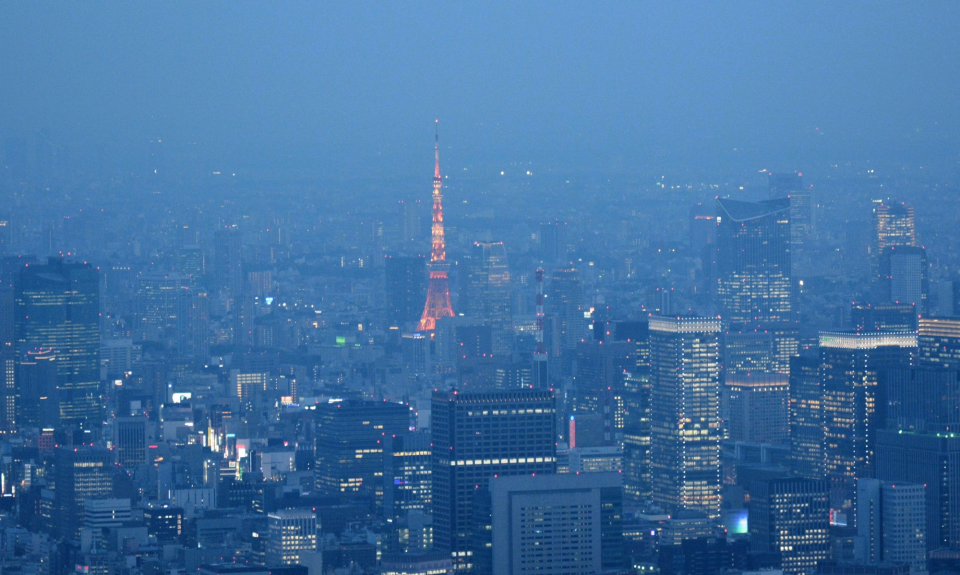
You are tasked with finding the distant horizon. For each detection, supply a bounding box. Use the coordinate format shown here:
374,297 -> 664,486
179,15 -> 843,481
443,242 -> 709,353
2,3 -> 958,184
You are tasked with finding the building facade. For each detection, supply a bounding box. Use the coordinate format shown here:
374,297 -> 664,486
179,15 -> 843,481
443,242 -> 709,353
431,389 -> 556,570
649,316 -> 722,518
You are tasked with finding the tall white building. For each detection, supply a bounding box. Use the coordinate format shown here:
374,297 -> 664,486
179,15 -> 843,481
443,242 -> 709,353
267,509 -> 317,566
857,479 -> 926,573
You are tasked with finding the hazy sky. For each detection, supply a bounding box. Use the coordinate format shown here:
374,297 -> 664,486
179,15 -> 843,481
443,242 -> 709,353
2,2 -> 959,178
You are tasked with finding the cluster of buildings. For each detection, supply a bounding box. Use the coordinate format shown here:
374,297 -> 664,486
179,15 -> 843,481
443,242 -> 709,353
0,144 -> 954,575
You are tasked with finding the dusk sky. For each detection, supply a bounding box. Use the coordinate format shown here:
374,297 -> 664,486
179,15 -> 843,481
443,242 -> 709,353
2,2 -> 959,178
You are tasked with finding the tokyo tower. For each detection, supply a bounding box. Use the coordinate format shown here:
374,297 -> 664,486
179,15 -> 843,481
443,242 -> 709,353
417,121 -> 455,332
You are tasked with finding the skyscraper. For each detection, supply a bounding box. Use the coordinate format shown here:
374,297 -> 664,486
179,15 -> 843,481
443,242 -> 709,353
769,172 -> 811,256
267,509 -> 317,566
789,354 -> 823,479
878,246 -> 928,315
314,399 -> 410,505
16,347 -> 58,428
722,373 -> 789,445
918,316 -> 960,369
383,431 -> 432,521
819,331 -> 916,513
136,272 -> 190,344
716,198 -> 792,324
16,259 -> 100,430
850,302 -> 918,333
649,316 -> 722,518
876,429 -> 960,551
873,200 -> 917,255
115,416 -> 147,468
722,322 -> 798,375
878,367 -> 960,431
623,370 -> 652,503
856,479 -> 926,572
748,476 -> 830,575
417,125 -> 455,332
177,286 -> 209,362
214,226 -> 243,298
55,446 -> 114,539
547,267 -> 587,362
385,254 -> 427,328
461,242 -> 513,356
539,220 -> 567,262
431,389 -> 557,570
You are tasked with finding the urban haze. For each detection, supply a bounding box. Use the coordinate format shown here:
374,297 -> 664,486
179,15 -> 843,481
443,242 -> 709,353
0,3 -> 959,575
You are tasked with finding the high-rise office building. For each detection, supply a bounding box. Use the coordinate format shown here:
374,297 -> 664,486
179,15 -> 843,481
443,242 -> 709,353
16,347 -> 58,428
878,367 -> 960,431
115,416 -> 147,468
539,220 -> 567,262
748,476 -> 830,575
722,322 -> 798,375
722,374 -> 788,445
177,286 -> 209,361
769,172 -> 811,255
850,302 -> 918,333
789,354 -> 823,479
689,203 -> 717,252
16,259 -> 100,429
267,509 -> 317,565
214,226 -> 243,298
314,399 -> 410,504
176,244 -> 205,279
547,267 -> 587,361
856,479 -> 926,572
623,369 -> 652,503
873,200 -> 916,261
385,254 -> 428,328
54,446 -> 114,539
649,316 -> 722,518
876,429 -> 960,551
383,431 -> 432,521
398,199 -> 425,244
918,316 -> 960,369
716,198 -> 792,324
136,272 -> 191,343
479,472 -> 624,575
573,340 -> 634,445
878,246 -> 928,315
461,242 -> 513,356
820,331 -> 916,513
431,389 -> 557,570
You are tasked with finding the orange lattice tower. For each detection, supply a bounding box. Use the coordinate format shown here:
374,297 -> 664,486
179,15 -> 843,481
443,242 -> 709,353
417,121 -> 455,332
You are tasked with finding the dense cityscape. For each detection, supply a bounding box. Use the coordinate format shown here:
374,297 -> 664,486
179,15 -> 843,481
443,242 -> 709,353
2,4 -> 960,575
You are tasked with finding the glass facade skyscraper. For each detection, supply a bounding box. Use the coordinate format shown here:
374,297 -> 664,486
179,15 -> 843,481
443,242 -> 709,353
461,242 -> 513,356
314,399 -> 411,506
769,172 -> 811,256
15,259 -> 100,430
819,331 -> 916,513
716,198 -> 792,325
789,354 -> 823,479
431,388 -> 557,571
748,476 -> 831,575
649,316 -> 722,518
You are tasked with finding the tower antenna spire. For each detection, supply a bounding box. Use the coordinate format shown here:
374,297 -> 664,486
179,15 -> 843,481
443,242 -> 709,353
434,119 -> 440,179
